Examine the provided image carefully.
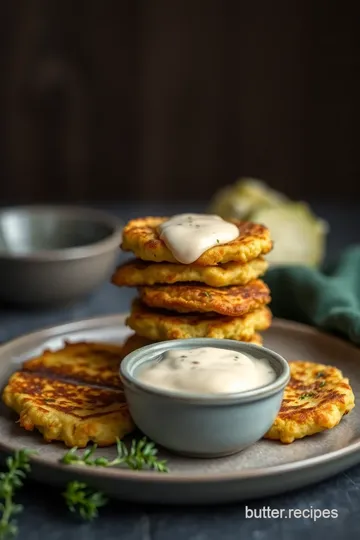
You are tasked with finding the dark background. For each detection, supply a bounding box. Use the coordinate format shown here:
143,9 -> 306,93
0,0 -> 359,204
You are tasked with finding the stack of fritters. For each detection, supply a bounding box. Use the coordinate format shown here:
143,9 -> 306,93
112,216 -> 273,351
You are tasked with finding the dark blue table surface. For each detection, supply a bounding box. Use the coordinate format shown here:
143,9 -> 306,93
1,200 -> 360,540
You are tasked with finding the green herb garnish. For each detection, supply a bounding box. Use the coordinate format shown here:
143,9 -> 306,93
61,437 -> 167,520
61,437 -> 168,472
318,381 -> 326,388
0,449 -> 36,539
0,438 -> 167,531
316,371 -> 325,378
63,481 -> 107,521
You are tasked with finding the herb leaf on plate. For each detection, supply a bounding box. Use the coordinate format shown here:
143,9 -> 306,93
61,436 -> 168,472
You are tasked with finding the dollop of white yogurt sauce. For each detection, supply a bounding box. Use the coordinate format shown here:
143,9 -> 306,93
158,213 -> 239,264
136,347 -> 276,394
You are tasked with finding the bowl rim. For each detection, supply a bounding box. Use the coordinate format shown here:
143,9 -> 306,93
0,205 -> 123,261
119,338 -> 290,405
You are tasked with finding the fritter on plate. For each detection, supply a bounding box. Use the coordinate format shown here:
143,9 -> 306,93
121,217 -> 272,265
120,333 -> 156,357
23,341 -> 124,389
111,257 -> 269,287
244,333 -> 263,346
2,371 -> 134,447
120,331 -> 263,354
126,299 -> 271,341
138,279 -> 270,316
264,361 -> 355,443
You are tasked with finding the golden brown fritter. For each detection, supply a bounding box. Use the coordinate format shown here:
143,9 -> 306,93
138,279 -> 270,316
120,333 -> 157,357
264,361 -> 355,443
111,257 -> 269,287
120,217 -> 272,265
247,333 -> 263,346
120,331 -> 263,355
23,341 -> 124,389
2,371 -> 134,447
126,299 -> 271,341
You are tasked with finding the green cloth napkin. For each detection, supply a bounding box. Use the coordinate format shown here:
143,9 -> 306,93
263,245 -> 360,345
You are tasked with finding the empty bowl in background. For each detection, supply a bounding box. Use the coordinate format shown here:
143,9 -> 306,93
0,205 -> 123,307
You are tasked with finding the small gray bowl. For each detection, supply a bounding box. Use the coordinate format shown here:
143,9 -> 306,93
120,338 -> 290,458
0,205 -> 122,307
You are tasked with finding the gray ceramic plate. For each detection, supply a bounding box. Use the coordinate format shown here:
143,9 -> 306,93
0,315 -> 359,505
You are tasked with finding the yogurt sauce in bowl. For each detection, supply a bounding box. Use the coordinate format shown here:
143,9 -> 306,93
119,338 -> 290,457
136,346 -> 276,395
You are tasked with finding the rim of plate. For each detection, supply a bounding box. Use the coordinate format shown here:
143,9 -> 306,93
0,314 -> 359,484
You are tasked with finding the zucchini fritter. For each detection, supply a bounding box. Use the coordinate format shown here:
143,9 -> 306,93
120,331 -> 263,356
2,341 -> 137,447
2,371 -> 134,447
112,257 -> 268,287
121,217 -> 272,265
264,361 -> 355,443
138,279 -> 270,316
120,333 -> 156,357
23,341 -> 124,389
126,299 -> 271,340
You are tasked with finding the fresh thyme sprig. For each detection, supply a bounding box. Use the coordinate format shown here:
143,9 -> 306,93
0,438 -> 168,532
61,437 -> 168,472
63,481 -> 108,521
0,449 -> 35,539
61,437 -> 167,520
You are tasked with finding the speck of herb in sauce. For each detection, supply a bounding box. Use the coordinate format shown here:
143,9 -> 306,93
318,381 -> 326,388
216,239 -> 220,243
191,361 -> 200,365
316,371 -> 325,378
203,291 -> 211,298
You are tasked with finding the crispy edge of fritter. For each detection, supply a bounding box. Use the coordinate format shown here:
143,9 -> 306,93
120,333 -> 157,357
264,360 -> 355,444
111,257 -> 269,287
126,299 -> 272,340
120,216 -> 273,265
138,279 -> 271,316
2,371 -> 135,448
22,341 -> 123,389
245,333 -> 263,346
